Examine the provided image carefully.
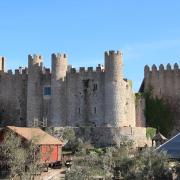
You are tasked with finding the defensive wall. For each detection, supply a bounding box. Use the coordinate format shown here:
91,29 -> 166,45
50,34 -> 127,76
143,63 -> 180,134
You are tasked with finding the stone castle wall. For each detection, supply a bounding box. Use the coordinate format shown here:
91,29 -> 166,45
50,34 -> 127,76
54,126 -> 151,147
144,63 -> 180,98
0,69 -> 27,126
135,97 -> 146,127
66,67 -> 105,127
104,51 -> 126,127
0,51 -> 140,129
50,53 -> 68,126
143,63 -> 180,133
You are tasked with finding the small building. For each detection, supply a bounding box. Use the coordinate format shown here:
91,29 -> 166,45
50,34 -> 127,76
0,126 -> 63,164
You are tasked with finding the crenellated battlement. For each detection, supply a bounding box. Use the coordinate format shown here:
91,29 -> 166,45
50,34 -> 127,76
7,70 -> 12,75
104,50 -> 123,57
87,67 -> 93,72
144,63 -> 180,72
15,69 -> 20,75
70,68 -> 76,73
28,54 -> 42,61
51,53 -> 67,60
28,54 -> 43,68
68,64 -> 104,74
43,68 -> 51,75
3,67 -> 28,76
79,67 -> 85,72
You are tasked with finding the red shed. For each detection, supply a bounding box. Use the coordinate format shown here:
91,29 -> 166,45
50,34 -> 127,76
0,126 -> 63,164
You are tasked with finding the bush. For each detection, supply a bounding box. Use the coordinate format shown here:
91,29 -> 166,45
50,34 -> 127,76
146,127 -> 156,139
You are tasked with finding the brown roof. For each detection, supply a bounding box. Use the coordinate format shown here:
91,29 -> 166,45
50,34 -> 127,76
7,126 -> 63,145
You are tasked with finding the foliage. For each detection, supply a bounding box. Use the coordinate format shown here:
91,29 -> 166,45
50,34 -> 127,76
65,137 -> 172,180
65,152 -> 110,179
43,126 -> 54,135
88,148 -> 104,156
135,92 -> 144,104
0,131 -> 42,179
104,147 -> 171,180
62,127 -> 76,141
47,127 -> 84,154
65,165 -> 91,180
135,148 -> 171,180
64,137 -> 84,153
146,127 -> 156,139
144,90 -> 173,137
44,127 -> 76,142
65,137 -> 134,179
174,163 -> 180,178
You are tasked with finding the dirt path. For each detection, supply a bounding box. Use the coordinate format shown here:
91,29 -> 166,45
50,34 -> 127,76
34,168 -> 66,180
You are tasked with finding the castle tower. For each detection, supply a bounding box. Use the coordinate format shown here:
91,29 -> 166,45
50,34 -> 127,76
50,53 -> 68,126
0,56 -> 5,72
26,54 -> 43,127
104,50 -> 125,127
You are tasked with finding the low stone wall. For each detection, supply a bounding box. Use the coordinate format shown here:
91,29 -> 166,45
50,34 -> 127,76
53,126 -> 151,148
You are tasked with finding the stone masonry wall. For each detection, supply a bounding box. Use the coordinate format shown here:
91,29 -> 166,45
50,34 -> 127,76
0,50 -> 137,130
54,126 -> 150,147
66,67 -> 105,127
50,53 -> 68,126
0,69 -> 27,126
135,97 -> 146,127
27,55 -> 43,127
144,63 -> 180,133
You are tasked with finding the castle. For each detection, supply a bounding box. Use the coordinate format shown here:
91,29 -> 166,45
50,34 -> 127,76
140,63 -> 180,134
0,50 -> 148,147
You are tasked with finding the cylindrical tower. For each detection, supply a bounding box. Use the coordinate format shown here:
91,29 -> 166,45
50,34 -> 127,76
0,56 -> 5,72
27,54 -> 43,127
104,50 -> 125,127
50,53 -> 68,126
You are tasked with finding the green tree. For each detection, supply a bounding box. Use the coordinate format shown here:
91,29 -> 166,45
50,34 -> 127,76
65,137 -> 172,180
0,131 -> 42,180
135,148 -> 171,180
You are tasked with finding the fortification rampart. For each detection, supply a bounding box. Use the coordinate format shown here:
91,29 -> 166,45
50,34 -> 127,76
144,63 -> 180,98
68,65 -> 104,74
66,66 -> 105,127
143,62 -> 180,134
0,66 -> 28,127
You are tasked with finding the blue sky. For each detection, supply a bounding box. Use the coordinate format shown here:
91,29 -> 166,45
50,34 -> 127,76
1,0 -> 180,91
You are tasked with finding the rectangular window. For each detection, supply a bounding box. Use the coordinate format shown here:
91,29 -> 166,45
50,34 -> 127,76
94,107 -> 96,114
93,84 -> 98,91
44,86 -> 51,96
